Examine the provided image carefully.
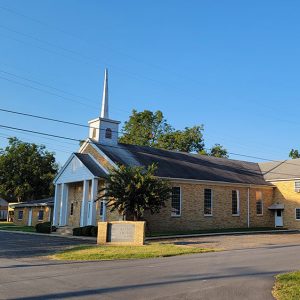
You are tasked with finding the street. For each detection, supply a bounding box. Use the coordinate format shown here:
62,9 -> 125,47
1,231 -> 300,299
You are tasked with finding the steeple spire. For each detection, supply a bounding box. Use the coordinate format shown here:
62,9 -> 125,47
100,68 -> 109,118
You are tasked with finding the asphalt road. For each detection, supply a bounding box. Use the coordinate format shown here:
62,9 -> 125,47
1,231 -> 300,300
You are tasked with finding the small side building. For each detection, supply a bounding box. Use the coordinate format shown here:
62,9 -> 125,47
0,198 -> 8,221
9,198 -> 54,226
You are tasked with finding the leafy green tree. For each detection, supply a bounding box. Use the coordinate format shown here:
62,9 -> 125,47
97,164 -> 171,221
289,149 -> 300,159
156,126 -> 205,153
199,144 -> 229,158
0,137 -> 58,202
119,110 -> 172,146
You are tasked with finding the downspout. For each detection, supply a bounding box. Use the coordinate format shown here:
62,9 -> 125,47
247,187 -> 250,228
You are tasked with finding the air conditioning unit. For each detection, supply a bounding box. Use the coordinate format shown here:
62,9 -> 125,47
295,188 -> 300,193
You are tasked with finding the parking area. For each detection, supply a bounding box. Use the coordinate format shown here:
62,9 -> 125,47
160,231 -> 300,251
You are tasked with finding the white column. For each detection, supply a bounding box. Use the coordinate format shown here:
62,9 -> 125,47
80,180 -> 89,227
52,184 -> 60,226
90,178 -> 98,226
59,183 -> 68,226
102,181 -> 107,222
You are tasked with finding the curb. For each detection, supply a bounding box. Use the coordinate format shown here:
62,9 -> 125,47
145,229 -> 300,241
0,229 -> 96,241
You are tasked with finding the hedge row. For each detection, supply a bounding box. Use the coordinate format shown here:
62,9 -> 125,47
73,225 -> 98,237
35,222 -> 55,234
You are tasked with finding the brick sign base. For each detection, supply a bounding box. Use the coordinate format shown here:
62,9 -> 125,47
97,221 -> 145,246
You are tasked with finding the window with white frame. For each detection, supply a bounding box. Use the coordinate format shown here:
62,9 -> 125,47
99,201 -> 105,216
295,181 -> 300,192
38,210 -> 44,221
171,187 -> 181,216
296,208 -> 300,220
232,190 -> 240,215
204,189 -> 212,216
18,210 -> 23,220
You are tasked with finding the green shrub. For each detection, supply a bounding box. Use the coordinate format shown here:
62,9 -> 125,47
81,225 -> 94,236
35,222 -> 51,234
73,227 -> 82,236
91,226 -> 98,237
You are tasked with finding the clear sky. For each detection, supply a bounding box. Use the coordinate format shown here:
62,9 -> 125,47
0,0 -> 300,165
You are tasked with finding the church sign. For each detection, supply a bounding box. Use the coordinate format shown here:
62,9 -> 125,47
97,221 -> 145,246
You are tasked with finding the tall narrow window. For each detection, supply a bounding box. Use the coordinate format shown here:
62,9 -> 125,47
295,208 -> 300,220
295,181 -> 300,192
171,187 -> 181,216
232,190 -> 240,216
105,128 -> 112,139
99,201 -> 104,216
38,210 -> 44,221
18,210 -> 23,220
256,191 -> 263,215
204,189 -> 212,216
70,203 -> 74,216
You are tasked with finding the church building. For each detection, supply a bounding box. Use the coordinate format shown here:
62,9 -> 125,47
53,70 -> 300,234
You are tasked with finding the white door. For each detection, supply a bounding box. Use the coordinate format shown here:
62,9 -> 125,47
275,210 -> 283,227
28,209 -> 33,226
87,201 -> 92,225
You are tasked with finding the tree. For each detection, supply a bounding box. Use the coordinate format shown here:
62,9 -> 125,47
199,144 -> 229,158
0,137 -> 58,202
289,149 -> 300,159
119,110 -> 172,146
156,125 -> 205,153
97,164 -> 171,221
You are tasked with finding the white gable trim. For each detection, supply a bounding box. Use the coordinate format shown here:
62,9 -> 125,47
54,153 -> 96,184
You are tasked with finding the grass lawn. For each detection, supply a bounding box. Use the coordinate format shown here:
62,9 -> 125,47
147,227 -> 284,237
273,271 -> 300,300
0,222 -> 35,232
52,243 -> 218,261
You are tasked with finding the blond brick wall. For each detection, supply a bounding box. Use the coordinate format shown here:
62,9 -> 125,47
82,144 -> 114,171
144,181 -> 274,233
271,180 -> 300,229
13,206 -> 52,226
67,182 -> 83,227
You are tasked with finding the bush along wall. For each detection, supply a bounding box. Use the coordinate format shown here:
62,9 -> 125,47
73,226 -> 98,237
35,222 -> 51,234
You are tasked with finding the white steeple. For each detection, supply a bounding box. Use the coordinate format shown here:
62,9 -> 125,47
100,68 -> 109,118
88,69 -> 120,145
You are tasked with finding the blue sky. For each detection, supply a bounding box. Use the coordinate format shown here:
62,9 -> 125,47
0,0 -> 300,165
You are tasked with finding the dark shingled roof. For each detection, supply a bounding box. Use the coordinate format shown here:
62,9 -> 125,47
74,153 -> 107,178
93,142 -> 271,186
11,197 -> 54,208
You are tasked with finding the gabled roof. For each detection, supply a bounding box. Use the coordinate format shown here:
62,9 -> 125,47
74,153 -> 107,178
259,159 -> 300,181
10,197 -> 54,208
92,142 -> 271,186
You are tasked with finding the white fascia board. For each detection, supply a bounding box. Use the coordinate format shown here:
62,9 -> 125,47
53,153 -> 76,184
78,138 -> 90,153
87,153 -> 109,175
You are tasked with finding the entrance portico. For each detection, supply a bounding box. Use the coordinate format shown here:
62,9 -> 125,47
53,153 -> 108,228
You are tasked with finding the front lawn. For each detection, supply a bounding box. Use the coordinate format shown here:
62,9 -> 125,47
273,271 -> 300,300
0,222 -> 35,232
52,243 -> 218,261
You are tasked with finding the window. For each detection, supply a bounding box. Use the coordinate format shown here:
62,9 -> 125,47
38,210 -> 44,221
171,187 -> 181,216
295,181 -> 300,192
296,208 -> 300,220
92,128 -> 97,139
18,210 -> 23,220
232,190 -> 240,216
105,128 -> 112,139
99,201 -> 105,216
256,191 -> 263,215
204,189 -> 212,216
70,203 -> 74,216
